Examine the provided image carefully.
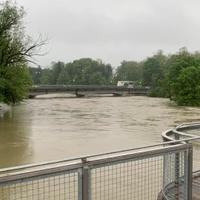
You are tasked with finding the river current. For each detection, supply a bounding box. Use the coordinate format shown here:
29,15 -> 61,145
0,96 -> 200,168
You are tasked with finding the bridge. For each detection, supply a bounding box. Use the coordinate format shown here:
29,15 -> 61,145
29,85 -> 150,98
0,123 -> 200,199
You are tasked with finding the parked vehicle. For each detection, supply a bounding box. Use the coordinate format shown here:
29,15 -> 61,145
117,81 -> 134,88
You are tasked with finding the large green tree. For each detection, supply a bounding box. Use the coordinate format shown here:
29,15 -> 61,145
172,66 -> 200,106
0,1 -> 43,103
142,51 -> 167,86
167,48 -> 200,99
142,51 -> 168,97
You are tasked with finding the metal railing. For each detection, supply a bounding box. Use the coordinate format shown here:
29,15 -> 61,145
0,142 -> 193,200
162,122 -> 200,200
1,122 -> 200,200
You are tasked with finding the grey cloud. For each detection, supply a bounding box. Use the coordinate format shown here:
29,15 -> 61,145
17,0 -> 200,66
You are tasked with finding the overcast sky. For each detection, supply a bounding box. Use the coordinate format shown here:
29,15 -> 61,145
16,0 -> 200,67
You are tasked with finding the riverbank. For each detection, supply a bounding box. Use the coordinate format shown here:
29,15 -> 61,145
0,103 -> 10,117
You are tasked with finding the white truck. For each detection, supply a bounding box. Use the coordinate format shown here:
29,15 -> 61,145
117,81 -> 134,88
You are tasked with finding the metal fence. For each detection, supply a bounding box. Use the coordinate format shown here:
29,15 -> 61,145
162,122 -> 200,200
0,140 -> 193,200
0,164 -> 81,200
1,123 -> 200,200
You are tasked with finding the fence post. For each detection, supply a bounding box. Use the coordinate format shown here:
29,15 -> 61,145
78,168 -> 83,200
82,158 -> 90,200
162,137 -> 168,192
174,133 -> 180,200
184,144 -> 193,200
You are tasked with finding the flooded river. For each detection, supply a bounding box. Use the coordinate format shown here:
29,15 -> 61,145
0,96 -> 200,168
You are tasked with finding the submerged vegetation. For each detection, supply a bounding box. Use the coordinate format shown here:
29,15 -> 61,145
1,1 -> 200,106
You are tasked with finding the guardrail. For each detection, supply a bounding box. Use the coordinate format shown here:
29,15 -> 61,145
0,123 -> 200,200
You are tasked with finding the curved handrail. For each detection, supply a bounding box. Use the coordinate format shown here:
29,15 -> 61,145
162,122 -> 200,142
161,122 -> 200,200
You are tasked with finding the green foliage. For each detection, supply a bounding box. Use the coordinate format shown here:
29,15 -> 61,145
142,50 -> 168,97
142,51 -> 166,84
0,64 -> 31,103
114,61 -> 142,84
40,68 -> 52,84
167,48 -> 200,100
146,48 -> 200,106
30,58 -> 113,85
171,66 -> 200,106
50,62 -> 65,84
64,58 -> 112,85
28,66 -> 42,84
0,1 -> 26,67
0,1 -> 39,104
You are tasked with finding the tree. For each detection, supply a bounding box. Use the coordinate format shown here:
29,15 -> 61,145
172,66 -> 200,106
57,66 -> 70,84
167,48 -> 200,99
29,66 -> 42,84
0,1 -> 44,103
57,58 -> 112,85
142,51 -> 166,86
49,61 -> 65,84
0,64 -> 31,103
40,68 -> 52,84
114,61 -> 142,84
142,51 -> 168,97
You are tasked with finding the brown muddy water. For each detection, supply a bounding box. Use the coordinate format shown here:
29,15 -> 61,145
0,96 -> 200,168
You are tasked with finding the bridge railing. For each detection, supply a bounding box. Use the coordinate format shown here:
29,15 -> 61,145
0,140 -> 192,200
29,85 -> 150,97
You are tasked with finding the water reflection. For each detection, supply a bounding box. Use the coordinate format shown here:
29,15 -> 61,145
0,107 -> 33,168
1,96 -> 200,168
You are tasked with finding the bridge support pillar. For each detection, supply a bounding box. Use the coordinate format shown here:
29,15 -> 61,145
75,89 -> 85,97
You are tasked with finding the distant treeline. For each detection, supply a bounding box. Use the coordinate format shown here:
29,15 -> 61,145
29,59 -> 113,86
29,48 -> 200,106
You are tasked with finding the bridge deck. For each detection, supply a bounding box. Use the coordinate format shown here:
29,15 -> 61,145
29,85 -> 150,98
